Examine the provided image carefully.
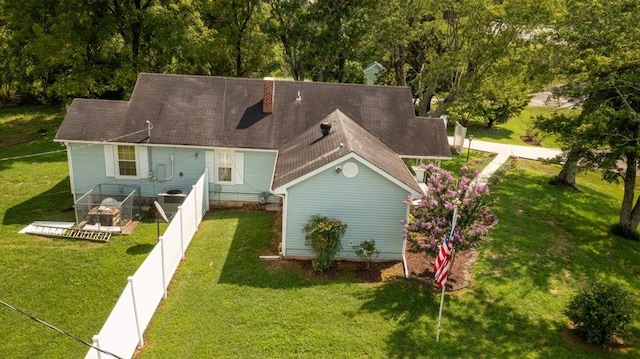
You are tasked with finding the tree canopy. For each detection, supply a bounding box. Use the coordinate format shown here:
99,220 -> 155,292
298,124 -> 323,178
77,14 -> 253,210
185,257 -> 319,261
1,0 -> 557,124
535,0 -> 640,236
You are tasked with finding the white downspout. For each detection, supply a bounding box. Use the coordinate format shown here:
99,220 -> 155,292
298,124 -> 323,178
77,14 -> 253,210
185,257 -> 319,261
402,199 -> 411,278
271,192 -> 287,258
164,154 -> 175,181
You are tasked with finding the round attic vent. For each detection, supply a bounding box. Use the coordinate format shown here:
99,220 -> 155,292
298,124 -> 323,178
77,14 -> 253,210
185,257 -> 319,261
342,162 -> 358,178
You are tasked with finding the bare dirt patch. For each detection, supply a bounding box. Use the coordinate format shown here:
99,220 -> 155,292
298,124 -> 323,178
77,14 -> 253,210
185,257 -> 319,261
561,324 -> 632,355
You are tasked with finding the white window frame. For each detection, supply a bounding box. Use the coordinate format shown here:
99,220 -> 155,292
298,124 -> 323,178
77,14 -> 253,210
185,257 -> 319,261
215,151 -> 234,184
206,150 -> 244,185
115,144 -> 139,179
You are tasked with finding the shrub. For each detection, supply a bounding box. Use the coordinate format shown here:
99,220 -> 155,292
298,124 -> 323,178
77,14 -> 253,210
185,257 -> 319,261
564,281 -> 634,346
402,164 -> 496,256
303,214 -> 347,272
355,240 -> 379,269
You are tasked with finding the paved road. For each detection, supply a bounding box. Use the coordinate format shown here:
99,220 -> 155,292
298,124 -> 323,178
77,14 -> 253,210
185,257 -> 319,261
528,91 -> 577,108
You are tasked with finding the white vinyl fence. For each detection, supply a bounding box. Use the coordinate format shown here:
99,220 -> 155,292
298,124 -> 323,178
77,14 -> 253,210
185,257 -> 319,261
85,171 -> 209,359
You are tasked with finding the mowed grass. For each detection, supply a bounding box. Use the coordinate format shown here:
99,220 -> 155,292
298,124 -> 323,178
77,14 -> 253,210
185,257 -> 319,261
2,106 -> 639,358
0,106 -> 159,358
138,160 -> 640,358
461,106 -> 579,148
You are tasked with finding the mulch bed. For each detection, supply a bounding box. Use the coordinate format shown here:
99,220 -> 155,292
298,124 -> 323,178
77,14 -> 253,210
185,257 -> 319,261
265,249 -> 478,291
404,249 -> 478,291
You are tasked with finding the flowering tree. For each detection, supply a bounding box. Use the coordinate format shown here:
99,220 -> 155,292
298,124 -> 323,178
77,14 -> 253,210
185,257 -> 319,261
402,164 -> 496,256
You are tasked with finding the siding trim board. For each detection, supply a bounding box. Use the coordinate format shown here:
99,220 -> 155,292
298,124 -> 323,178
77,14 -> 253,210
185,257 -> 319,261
53,138 -> 279,154
64,143 -> 77,199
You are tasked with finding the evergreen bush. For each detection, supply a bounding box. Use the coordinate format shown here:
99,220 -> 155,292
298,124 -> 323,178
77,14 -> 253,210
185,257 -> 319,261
303,214 -> 347,272
564,281 -> 634,346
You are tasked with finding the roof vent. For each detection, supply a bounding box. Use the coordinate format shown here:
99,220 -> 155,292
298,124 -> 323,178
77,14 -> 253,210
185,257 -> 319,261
263,77 -> 275,114
320,122 -> 332,136
295,91 -> 302,101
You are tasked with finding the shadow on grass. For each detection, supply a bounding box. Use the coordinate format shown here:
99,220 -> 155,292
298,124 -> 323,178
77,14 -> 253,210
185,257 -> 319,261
484,163 -> 636,291
358,284 -> 574,358
126,243 -> 154,255
0,106 -> 64,148
0,106 -> 66,171
216,210 -> 385,289
453,122 -> 515,142
216,211 -> 317,289
2,177 -> 74,226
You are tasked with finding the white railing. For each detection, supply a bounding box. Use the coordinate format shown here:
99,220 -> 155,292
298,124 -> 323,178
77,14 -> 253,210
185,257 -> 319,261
85,171 -> 209,359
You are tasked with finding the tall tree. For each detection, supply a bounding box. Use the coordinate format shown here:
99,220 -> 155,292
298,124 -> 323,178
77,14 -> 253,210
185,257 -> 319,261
0,0 -> 211,103
373,0 -> 554,122
199,0 -> 275,78
264,0 -> 311,80
541,0 -> 640,236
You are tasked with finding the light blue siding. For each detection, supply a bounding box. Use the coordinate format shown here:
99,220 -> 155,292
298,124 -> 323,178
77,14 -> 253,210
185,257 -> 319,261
284,159 -> 410,261
68,143 -> 276,203
212,151 -> 277,203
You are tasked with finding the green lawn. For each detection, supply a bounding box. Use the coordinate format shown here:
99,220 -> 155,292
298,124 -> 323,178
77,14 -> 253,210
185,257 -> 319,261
2,106 -> 639,358
138,160 -> 640,358
0,107 -> 159,358
459,106 -> 579,148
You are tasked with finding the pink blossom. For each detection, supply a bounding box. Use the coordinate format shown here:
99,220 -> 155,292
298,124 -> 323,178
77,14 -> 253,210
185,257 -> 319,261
403,163 -> 497,256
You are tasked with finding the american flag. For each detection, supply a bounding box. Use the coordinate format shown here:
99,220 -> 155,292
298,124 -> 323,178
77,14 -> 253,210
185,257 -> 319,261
434,234 -> 452,288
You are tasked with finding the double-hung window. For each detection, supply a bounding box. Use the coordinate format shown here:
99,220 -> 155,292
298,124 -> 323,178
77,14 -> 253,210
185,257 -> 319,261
216,151 -> 233,183
103,144 -> 148,179
117,145 -> 138,177
206,150 -> 244,185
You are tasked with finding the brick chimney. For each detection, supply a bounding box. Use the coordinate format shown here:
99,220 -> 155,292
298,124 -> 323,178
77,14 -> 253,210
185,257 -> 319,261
262,77 -> 275,114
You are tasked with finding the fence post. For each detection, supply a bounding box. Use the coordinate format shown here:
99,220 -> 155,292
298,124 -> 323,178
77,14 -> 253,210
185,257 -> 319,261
177,206 -> 185,260
159,236 -> 167,300
193,184 -> 198,228
128,276 -> 144,348
204,170 -> 210,212
92,335 -> 102,359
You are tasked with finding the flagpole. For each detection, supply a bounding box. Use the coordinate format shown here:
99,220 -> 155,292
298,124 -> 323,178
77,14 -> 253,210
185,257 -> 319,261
436,205 -> 458,343
436,275 -> 447,342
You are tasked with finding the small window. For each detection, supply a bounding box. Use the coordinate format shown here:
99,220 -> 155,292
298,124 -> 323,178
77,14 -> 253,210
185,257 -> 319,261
217,151 -> 233,182
117,145 -> 137,177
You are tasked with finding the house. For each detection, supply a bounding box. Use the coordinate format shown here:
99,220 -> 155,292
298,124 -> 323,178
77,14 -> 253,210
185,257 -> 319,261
363,61 -> 385,85
55,73 -> 451,260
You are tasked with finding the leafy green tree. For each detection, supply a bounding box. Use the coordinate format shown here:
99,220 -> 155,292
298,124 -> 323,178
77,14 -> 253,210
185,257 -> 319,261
539,0 -> 640,236
264,0 -> 312,80
374,0 -> 554,124
199,0 -> 276,78
0,0 -> 216,103
533,113 -> 585,189
266,0 -> 375,82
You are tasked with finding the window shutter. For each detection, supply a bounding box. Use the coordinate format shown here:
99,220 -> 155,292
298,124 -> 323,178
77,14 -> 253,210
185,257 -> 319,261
235,152 -> 244,185
138,146 -> 149,179
104,145 -> 115,177
205,151 -> 215,183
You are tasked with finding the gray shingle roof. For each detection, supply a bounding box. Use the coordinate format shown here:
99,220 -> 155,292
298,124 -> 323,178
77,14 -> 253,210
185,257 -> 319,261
56,73 -> 451,159
273,110 -> 422,194
55,73 -> 451,193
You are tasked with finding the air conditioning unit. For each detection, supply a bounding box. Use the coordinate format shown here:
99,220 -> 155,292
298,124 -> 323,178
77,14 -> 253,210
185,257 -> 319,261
157,190 -> 186,217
